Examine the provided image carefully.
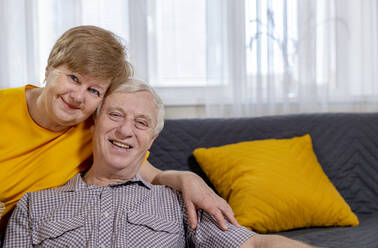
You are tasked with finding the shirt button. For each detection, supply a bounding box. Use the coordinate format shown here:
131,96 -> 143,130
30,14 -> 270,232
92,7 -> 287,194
103,211 -> 109,218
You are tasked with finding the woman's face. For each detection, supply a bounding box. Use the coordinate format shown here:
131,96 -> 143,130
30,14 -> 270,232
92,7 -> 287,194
43,65 -> 111,128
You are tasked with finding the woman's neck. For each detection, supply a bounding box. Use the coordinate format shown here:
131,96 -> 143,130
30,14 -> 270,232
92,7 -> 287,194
25,87 -> 68,132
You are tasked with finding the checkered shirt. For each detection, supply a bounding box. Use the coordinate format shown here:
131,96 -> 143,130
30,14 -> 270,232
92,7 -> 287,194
4,173 -> 254,247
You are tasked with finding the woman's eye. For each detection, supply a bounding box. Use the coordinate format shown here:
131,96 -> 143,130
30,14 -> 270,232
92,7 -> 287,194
69,75 -> 79,83
88,88 -> 100,97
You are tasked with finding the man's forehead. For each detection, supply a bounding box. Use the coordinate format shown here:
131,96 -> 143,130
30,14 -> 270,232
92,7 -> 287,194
104,91 -> 157,117
106,90 -> 154,103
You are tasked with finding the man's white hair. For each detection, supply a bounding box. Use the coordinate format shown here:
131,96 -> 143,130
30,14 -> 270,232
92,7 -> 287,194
96,78 -> 165,135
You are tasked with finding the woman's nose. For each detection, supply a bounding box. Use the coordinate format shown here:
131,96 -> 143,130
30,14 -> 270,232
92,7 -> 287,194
69,86 -> 86,105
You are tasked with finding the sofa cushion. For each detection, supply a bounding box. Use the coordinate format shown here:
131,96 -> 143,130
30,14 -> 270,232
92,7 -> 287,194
149,114 -> 378,216
193,134 -> 359,233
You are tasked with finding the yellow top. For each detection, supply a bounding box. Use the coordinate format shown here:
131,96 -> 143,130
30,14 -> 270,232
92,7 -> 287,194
0,86 -> 93,226
0,85 -> 150,228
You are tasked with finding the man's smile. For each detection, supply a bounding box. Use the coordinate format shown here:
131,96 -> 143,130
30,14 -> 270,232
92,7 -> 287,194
109,139 -> 133,149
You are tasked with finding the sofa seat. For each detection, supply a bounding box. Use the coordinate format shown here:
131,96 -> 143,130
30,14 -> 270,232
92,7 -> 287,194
280,213 -> 378,247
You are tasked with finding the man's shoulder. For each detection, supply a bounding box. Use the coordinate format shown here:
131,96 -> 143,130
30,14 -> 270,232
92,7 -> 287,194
27,185 -> 68,198
18,175 -> 90,224
149,185 -> 181,201
24,175 -> 81,206
140,185 -> 184,215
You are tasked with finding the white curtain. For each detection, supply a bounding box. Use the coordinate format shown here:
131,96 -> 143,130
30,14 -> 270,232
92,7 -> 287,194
204,0 -> 378,117
0,0 -> 38,88
1,0 -> 378,117
0,0 -> 129,89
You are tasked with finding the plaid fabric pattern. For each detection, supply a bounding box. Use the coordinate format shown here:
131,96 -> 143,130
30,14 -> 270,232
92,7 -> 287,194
4,173 -> 254,247
0,201 -> 4,246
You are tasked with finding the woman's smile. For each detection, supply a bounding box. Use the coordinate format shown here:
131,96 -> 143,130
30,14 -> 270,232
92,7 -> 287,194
60,96 -> 81,111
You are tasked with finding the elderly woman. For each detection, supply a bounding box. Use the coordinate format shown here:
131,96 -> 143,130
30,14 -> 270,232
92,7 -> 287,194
0,26 -> 236,235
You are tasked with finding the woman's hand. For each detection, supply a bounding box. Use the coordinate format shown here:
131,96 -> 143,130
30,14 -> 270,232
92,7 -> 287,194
179,171 -> 240,230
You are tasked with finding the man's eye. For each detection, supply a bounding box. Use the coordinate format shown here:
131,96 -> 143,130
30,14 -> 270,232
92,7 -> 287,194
109,112 -> 122,119
136,120 -> 148,129
88,88 -> 100,97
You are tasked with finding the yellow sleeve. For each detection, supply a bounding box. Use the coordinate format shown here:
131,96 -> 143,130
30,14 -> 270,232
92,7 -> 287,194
144,151 -> 150,163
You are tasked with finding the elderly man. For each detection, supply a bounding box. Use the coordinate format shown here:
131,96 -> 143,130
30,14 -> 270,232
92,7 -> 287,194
4,79 -> 313,247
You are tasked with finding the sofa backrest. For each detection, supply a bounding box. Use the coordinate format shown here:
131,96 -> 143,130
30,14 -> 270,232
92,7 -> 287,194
148,113 -> 378,215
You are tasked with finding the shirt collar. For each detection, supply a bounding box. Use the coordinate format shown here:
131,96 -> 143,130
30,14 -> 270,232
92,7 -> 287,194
60,173 -> 152,192
58,174 -> 84,192
111,173 -> 152,190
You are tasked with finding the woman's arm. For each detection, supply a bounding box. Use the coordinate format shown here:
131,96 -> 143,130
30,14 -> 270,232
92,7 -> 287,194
239,234 -> 315,248
139,160 -> 240,231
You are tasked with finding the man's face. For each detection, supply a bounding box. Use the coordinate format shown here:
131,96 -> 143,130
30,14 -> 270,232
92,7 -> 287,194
92,91 -> 158,174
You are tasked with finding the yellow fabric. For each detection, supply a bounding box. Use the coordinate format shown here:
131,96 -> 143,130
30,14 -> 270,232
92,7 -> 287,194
193,134 -> 359,233
0,202 -> 4,218
0,86 -> 150,227
0,86 -> 93,226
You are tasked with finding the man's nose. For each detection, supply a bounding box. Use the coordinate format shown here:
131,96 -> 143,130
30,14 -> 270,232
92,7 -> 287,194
115,120 -> 134,139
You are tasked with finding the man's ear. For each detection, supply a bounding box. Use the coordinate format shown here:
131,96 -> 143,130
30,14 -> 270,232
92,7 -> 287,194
147,134 -> 159,150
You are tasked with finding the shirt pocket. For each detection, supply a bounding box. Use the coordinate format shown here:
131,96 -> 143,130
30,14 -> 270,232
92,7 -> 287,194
32,215 -> 85,248
125,211 -> 182,247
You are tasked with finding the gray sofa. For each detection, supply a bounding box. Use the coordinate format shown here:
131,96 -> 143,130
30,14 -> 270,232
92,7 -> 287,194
148,113 -> 378,248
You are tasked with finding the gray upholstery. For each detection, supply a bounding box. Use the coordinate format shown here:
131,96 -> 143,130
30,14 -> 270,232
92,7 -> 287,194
149,113 -> 378,247
280,213 -> 378,247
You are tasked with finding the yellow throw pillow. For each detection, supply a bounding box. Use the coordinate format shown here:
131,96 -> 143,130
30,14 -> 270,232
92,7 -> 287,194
193,134 -> 359,233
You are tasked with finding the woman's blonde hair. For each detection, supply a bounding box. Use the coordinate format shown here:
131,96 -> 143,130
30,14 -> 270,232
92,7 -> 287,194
47,25 -> 133,85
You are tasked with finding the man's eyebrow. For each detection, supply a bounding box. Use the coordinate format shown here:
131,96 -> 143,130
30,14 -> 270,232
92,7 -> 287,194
136,114 -> 154,124
105,106 -> 155,124
107,106 -> 124,113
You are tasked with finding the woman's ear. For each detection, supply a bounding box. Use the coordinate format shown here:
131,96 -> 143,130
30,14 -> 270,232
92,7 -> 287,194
45,66 -> 51,80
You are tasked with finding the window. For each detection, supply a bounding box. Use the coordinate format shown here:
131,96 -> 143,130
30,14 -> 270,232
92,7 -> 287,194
147,0 -> 207,87
28,0 -> 375,110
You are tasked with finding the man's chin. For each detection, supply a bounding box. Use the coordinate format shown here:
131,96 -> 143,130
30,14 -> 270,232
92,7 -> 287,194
106,158 -> 143,175
108,159 -> 134,171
